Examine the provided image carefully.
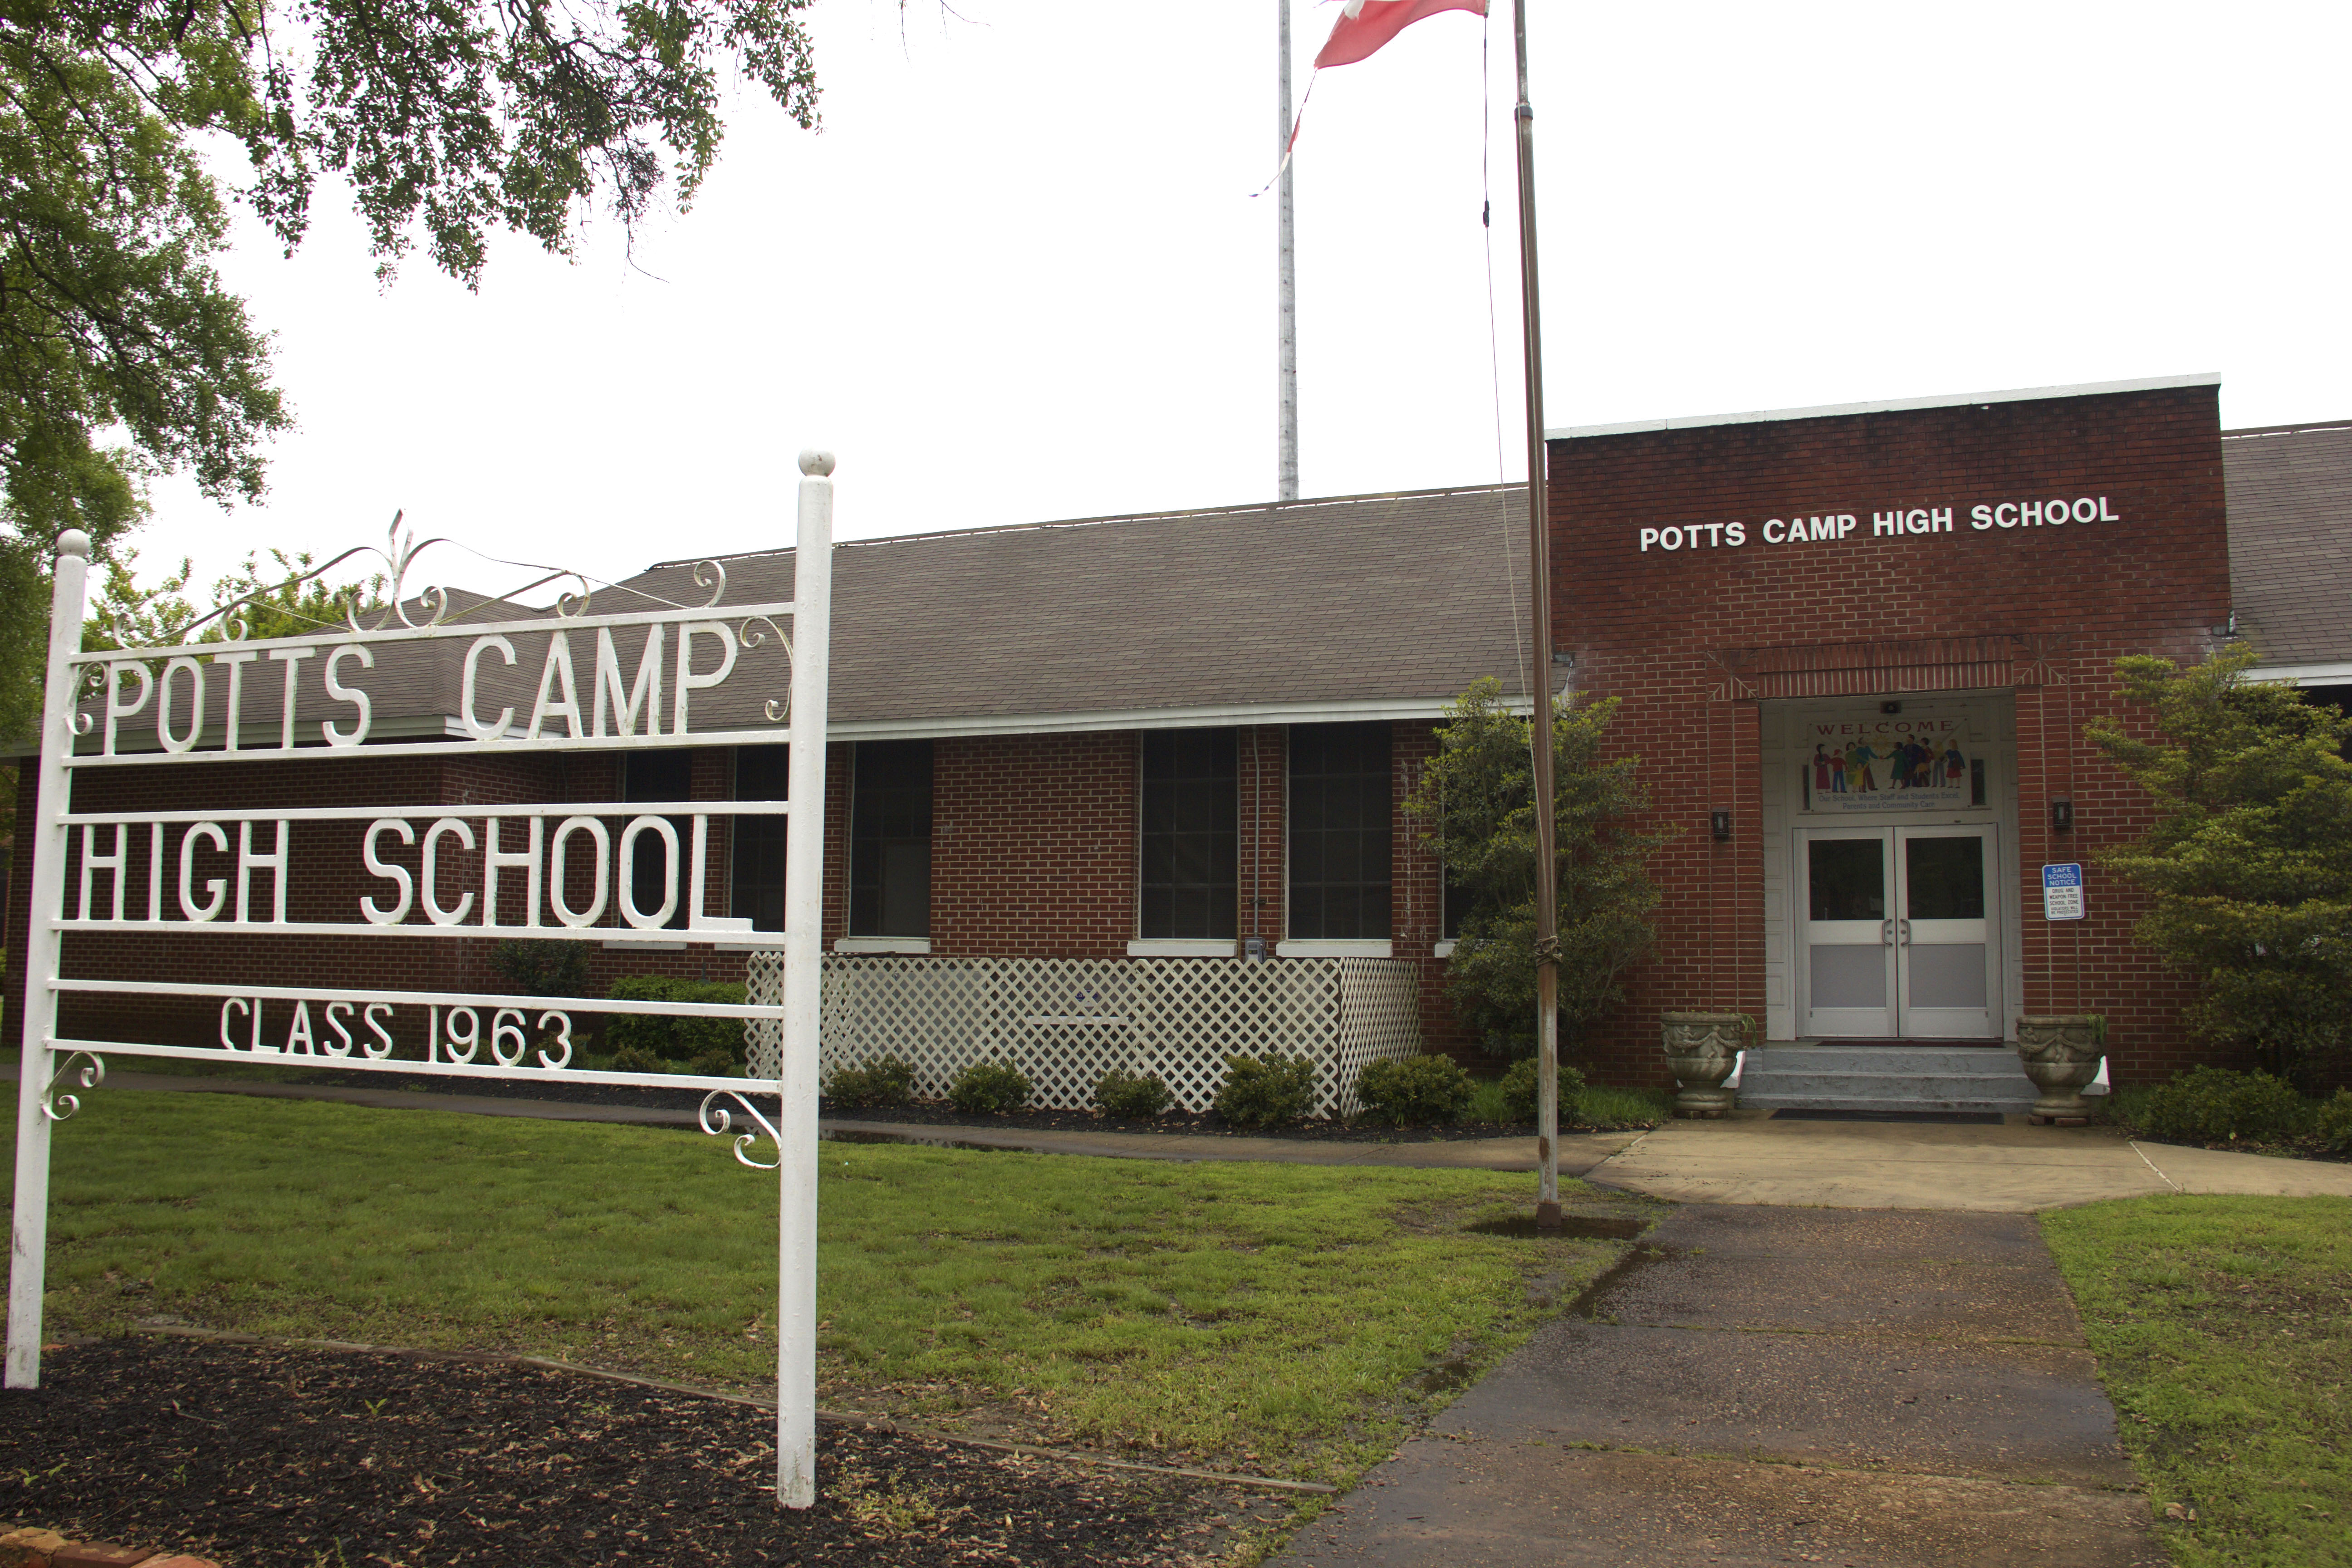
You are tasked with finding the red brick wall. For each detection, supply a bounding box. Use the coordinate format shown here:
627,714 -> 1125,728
930,731 -> 1138,959
1550,383 -> 2231,1086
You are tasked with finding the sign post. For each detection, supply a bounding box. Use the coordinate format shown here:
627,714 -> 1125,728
3,464 -> 837,1510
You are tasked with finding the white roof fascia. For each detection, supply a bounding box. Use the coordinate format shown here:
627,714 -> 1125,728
825,693 -> 1532,742
2246,661 -> 2352,686
1547,373 -> 2223,442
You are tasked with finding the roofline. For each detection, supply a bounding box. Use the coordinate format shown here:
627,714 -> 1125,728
828,693 -> 1528,742
2246,661 -> 2352,687
2222,420 -> 2352,441
1544,373 -> 2224,442
645,481 -> 1528,571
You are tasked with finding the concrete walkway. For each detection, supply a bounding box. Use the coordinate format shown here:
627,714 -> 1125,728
1584,1108 -> 2352,1211
1277,1205 -> 2166,1568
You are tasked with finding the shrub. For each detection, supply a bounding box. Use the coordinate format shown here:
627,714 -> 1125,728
947,1058 -> 1033,1114
1215,1053 -> 1318,1129
609,1042 -> 664,1076
1497,1056 -> 1588,1122
2136,1066 -> 2312,1146
603,976 -> 748,1064
1093,1070 -> 1173,1119
1355,1054 -> 1474,1125
2316,1090 -> 2352,1156
490,938 -> 592,997
828,1056 -> 917,1108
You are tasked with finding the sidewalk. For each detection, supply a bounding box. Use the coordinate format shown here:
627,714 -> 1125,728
1583,1107 -> 2352,1210
1276,1204 -> 2166,1568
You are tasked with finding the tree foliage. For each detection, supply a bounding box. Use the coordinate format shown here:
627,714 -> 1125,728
2087,641 -> 2352,1087
0,0 -> 823,738
1405,677 -> 1671,1060
81,545 -> 382,652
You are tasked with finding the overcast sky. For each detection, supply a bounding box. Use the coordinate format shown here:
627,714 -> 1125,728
137,0 -> 2352,605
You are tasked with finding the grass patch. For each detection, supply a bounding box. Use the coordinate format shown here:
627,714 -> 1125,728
2042,1195 -> 2352,1567
5,1089 -> 1649,1483
1460,1078 -> 1669,1131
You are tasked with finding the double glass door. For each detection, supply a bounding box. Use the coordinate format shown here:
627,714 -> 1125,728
1799,825 -> 2000,1039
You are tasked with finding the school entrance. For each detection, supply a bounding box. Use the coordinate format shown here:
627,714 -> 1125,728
1796,824 -> 2000,1039
1760,692 -> 2023,1049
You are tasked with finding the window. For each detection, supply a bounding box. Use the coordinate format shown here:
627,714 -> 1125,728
849,740 -> 933,937
731,745 -> 788,931
1138,729 -> 1237,940
624,749 -> 693,930
1289,721 -> 1391,940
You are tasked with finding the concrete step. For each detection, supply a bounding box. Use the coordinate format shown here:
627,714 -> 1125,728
1739,1070 -> 2037,1101
1735,1093 -> 2036,1115
1735,1043 -> 2043,1112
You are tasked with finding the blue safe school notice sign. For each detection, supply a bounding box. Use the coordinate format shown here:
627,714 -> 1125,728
2042,863 -> 2085,921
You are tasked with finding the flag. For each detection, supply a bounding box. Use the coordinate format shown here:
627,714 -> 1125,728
1313,0 -> 1487,70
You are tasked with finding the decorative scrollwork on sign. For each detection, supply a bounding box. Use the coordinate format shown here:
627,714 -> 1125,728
69,665 -> 104,735
737,616 -> 792,723
699,1090 -> 782,1170
40,1051 -> 105,1122
692,560 -> 728,608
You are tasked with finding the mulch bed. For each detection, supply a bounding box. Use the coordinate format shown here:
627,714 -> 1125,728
0,1338 -> 1285,1567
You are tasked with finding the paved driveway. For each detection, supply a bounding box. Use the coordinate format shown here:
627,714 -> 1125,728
1276,1205 -> 2166,1568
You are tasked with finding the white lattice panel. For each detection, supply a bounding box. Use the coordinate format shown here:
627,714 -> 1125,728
743,954 -> 1425,1115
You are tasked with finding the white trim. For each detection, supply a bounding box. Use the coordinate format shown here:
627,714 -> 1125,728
832,936 -> 931,955
1126,939 -> 1236,957
603,939 -> 686,951
833,695 -> 1505,743
2248,661 -> 2352,686
1431,939 -> 1456,959
1546,373 -> 2222,441
1276,939 -> 1392,958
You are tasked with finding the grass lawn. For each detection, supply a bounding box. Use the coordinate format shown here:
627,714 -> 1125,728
3,1087 -> 1649,1486
2042,1195 -> 2352,1568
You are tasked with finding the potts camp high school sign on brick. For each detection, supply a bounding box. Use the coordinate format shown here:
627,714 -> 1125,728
6,451 -> 842,1510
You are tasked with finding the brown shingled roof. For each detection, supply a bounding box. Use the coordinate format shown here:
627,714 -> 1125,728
2225,421 -> 2352,668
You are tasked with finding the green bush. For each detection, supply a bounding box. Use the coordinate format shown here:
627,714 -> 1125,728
1215,1053 -> 1318,1129
603,976 -> 748,1064
609,1042 -> 664,1076
1497,1056 -> 1588,1122
1355,1054 -> 1474,1125
1093,1070 -> 1173,1119
2136,1066 -> 2312,1146
947,1058 -> 1033,1114
827,1055 -> 917,1109
490,938 -> 593,997
2310,1088 -> 2352,1155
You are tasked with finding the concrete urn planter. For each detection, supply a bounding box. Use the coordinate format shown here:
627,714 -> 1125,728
1662,1012 -> 1746,1119
2016,1015 -> 2105,1123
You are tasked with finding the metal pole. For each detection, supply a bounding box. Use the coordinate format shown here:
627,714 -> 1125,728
1512,0 -> 1561,1230
777,452 -> 834,1505
1277,0 -> 1299,502
7,529 -> 93,1388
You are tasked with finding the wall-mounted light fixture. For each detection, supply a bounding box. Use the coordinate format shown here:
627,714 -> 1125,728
1880,700 -> 1903,715
1710,809 -> 1733,841
2050,798 -> 2074,834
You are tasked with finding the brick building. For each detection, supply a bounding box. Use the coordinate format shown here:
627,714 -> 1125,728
9,373 -> 2349,1106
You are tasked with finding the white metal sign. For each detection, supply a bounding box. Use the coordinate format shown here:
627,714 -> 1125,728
6,451 -> 839,1510
2042,862 -> 2085,921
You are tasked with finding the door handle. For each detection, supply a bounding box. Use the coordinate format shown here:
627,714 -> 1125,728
1882,920 -> 1894,947
1898,918 -> 1911,947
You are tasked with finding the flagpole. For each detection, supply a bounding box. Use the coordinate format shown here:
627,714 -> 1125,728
1512,0 -> 1562,1230
1277,0 -> 1299,502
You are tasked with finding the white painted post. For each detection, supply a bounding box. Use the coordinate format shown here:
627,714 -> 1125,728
777,451 -> 833,1507
7,530 -> 93,1389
